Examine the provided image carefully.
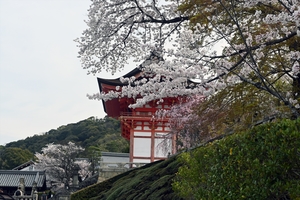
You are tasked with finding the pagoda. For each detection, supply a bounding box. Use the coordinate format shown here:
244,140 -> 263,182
97,53 -> 180,163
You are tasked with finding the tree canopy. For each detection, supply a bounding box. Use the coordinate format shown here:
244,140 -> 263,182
35,142 -> 90,189
5,116 -> 128,155
0,146 -> 34,170
77,0 -> 299,118
2,116 -> 128,170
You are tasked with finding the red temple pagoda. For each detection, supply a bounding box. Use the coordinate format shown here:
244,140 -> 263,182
97,56 -> 181,163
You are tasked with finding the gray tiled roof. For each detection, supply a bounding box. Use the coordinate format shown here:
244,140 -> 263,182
11,160 -> 35,170
0,170 -> 46,188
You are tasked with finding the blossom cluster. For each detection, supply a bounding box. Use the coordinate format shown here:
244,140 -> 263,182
77,0 -> 300,116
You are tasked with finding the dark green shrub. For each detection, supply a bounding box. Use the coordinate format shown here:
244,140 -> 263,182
173,118 -> 300,199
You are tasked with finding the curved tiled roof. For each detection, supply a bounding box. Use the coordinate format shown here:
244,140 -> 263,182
0,170 -> 46,188
11,160 -> 34,171
97,67 -> 142,87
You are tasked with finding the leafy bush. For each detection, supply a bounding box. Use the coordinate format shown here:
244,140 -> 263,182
173,118 -> 300,199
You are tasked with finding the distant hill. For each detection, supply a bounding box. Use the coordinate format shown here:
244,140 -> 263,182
0,116 -> 129,169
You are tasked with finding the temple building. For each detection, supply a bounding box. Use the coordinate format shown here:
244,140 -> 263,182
0,170 -> 47,198
97,54 -> 181,163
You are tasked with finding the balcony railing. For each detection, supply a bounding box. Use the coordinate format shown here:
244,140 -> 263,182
121,111 -> 153,117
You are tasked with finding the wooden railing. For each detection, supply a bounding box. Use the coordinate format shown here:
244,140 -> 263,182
121,111 -> 153,117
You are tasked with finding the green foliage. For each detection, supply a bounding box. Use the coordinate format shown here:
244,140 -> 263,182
0,147 -> 34,169
5,116 -> 128,155
173,119 -> 300,199
2,116 -> 128,169
192,82 -> 292,142
71,156 -> 183,200
95,133 -> 129,153
86,146 -> 102,175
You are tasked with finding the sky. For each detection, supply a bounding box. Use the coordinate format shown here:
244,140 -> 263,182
0,0 -> 131,146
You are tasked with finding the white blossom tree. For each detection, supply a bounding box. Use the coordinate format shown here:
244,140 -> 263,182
76,0 -> 300,117
155,95 -> 208,150
35,142 -> 90,189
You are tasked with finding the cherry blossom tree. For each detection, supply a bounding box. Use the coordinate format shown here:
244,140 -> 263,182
156,95 -> 207,150
76,0 -> 300,117
35,142 -> 90,189
160,83 -> 282,150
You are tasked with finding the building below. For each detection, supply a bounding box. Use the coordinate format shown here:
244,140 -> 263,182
98,152 -> 129,182
0,170 -> 47,199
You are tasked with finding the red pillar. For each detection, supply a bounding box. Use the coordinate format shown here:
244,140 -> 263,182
151,127 -> 155,162
129,128 -> 134,163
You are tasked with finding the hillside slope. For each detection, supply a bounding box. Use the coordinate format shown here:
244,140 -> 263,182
71,155 -> 183,200
1,116 -> 129,169
4,116 -> 128,154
